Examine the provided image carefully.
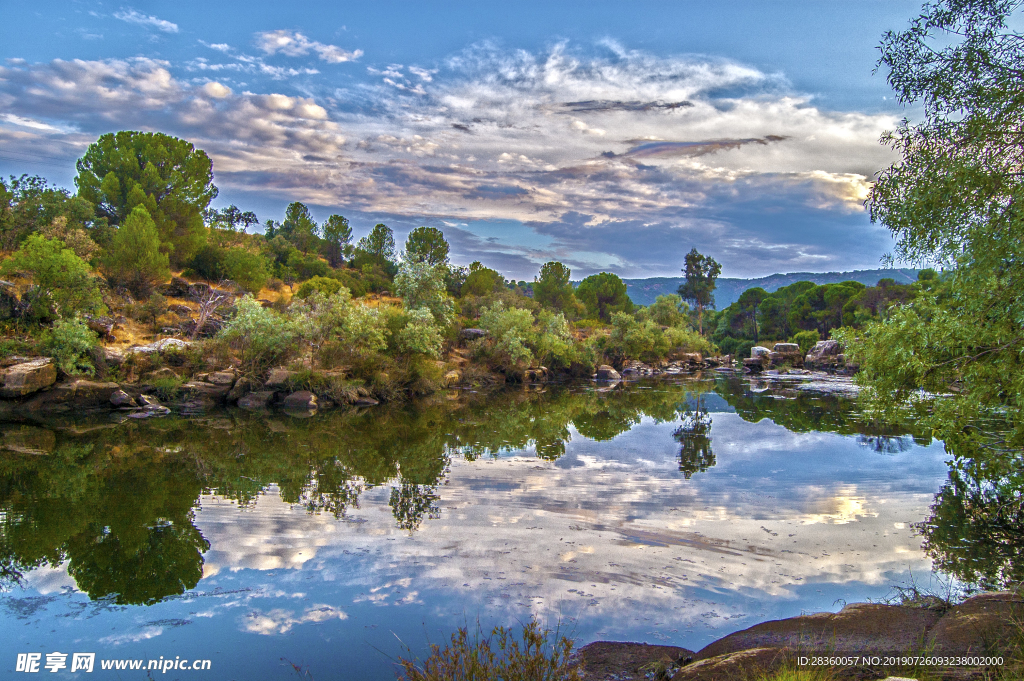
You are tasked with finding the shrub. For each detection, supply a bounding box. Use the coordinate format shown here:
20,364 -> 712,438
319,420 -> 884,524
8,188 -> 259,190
606,311 -> 669,362
395,260 -> 455,326
534,310 -> 577,369
42,317 -> 98,375
476,302 -> 535,370
136,293 -> 169,333
461,266 -> 503,297
295,276 -> 344,300
648,294 -> 689,327
791,329 -> 821,355
217,296 -> 299,377
289,289 -> 387,364
0,234 -> 103,320
40,216 -> 99,261
286,250 -> 329,280
102,205 -> 171,298
397,307 -> 444,357
221,247 -> 271,293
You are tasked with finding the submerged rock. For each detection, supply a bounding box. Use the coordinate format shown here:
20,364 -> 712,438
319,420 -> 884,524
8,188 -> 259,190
596,365 -> 621,381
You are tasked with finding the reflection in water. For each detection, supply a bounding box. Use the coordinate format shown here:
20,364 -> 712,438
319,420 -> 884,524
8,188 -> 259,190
674,395 -> 715,479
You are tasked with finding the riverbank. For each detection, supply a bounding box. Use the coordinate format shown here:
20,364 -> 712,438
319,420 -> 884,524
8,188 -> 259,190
573,591 -> 1024,680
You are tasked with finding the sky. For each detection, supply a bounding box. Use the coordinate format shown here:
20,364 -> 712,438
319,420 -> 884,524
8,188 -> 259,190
0,1 -> 925,279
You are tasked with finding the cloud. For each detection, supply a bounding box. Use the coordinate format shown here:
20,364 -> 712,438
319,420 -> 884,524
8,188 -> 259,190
255,30 -> 363,63
113,8 -> 178,34
242,605 -> 347,635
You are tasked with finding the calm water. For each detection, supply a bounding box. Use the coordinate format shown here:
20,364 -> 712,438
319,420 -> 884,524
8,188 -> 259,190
0,375 -> 954,679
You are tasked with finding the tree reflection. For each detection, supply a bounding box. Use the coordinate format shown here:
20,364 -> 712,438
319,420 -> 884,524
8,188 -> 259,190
388,482 -> 441,531
674,394 -> 715,479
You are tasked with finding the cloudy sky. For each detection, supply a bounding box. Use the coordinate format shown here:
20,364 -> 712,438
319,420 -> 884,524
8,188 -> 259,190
0,1 -> 922,278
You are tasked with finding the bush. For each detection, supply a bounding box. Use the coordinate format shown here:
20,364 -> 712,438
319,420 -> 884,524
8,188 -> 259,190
295,276 -> 344,299
221,247 -> 271,293
476,302 -> 535,370
791,329 -> 820,355
136,293 -> 168,333
395,260 -> 455,326
648,294 -> 689,327
461,266 -> 503,297
286,250 -> 329,280
217,296 -> 299,377
396,307 -> 444,358
0,234 -> 103,320
534,310 -> 577,369
289,289 -> 387,366
102,206 -> 171,298
185,243 -> 225,281
42,317 -> 98,375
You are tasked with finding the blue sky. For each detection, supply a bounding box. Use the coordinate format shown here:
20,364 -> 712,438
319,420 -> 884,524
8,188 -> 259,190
1,1 -> 923,278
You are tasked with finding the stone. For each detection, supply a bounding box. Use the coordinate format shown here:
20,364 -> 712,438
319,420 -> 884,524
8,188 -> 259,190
773,343 -> 801,353
2,425 -> 57,455
180,381 -> 232,403
21,379 -> 120,411
680,352 -> 703,364
672,647 -> 792,681
142,367 -> 178,383
696,603 -> 942,660
926,591 -> 1024,656
352,397 -> 379,407
207,370 -> 237,386
805,339 -> 843,369
102,347 -> 125,366
443,370 -> 461,387
460,328 -> 488,341
596,365 -> 621,381
750,346 -> 771,358
743,357 -> 765,373
110,390 -> 137,407
523,367 -> 547,382
127,338 -> 192,355
82,314 -> 119,341
137,394 -> 162,407
0,358 -> 57,398
281,390 -> 317,411
265,367 -> 295,389
238,391 -> 275,410
576,641 -> 694,681
161,276 -> 192,298
0,280 -> 19,320
226,376 -> 253,404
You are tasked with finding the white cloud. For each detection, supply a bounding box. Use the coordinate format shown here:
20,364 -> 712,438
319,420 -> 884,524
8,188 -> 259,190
255,30 -> 362,63
113,8 -> 179,34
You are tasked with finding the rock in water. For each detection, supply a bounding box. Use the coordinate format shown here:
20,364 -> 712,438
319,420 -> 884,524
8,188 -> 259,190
596,365 -> 621,381
281,390 -> 317,411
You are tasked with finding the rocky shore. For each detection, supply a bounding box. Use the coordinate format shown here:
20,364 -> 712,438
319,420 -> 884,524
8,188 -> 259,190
573,591 -> 1023,680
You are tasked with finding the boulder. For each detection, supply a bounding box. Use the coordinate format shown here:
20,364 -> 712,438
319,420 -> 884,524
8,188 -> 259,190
265,367 -> 295,389
671,647 -> 792,681
207,370 -> 237,387
773,343 -> 801,353
137,394 -> 162,408
596,365 -> 621,381
127,338 -> 192,355
110,390 -> 137,407
443,370 -> 461,387
0,358 -> 57,398
0,280 -> 18,321
352,396 -> 379,407
576,641 -> 694,681
768,350 -> 803,368
82,314 -> 119,341
696,603 -> 942,660
460,328 -> 488,341
926,591 -> 1024,656
160,276 -> 192,298
680,352 -> 703,364
102,347 -> 125,367
523,367 -> 547,382
750,346 -> 771,359
142,367 -> 178,383
180,381 -> 232,403
742,357 -> 765,373
226,376 -> 254,404
805,339 -> 842,369
22,379 -> 121,411
238,391 -> 275,411
281,390 -> 317,411
1,425 -> 57,455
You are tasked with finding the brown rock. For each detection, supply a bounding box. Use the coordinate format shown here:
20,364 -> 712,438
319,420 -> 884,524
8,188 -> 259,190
443,370 -> 461,387
680,352 -> 703,364
672,647 -> 792,681
110,389 -> 136,407
180,381 -> 231,403
238,391 -> 275,410
265,367 -> 295,389
226,376 -> 253,403
21,379 -> 120,411
577,641 -> 694,681
207,370 -> 237,386
281,390 -> 317,410
927,592 -> 1024,656
597,365 -> 621,381
696,603 -> 941,660
0,358 -> 57,398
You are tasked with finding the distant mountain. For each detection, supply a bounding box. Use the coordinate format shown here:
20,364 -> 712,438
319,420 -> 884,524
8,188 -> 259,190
622,268 -> 921,308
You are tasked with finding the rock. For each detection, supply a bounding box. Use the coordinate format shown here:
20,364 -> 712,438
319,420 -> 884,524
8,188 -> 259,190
672,647 -> 792,681
180,381 -> 232,403
460,328 -> 488,341
0,358 -> 57,398
523,367 -> 547,382
137,394 -> 162,407
22,379 -> 121,411
680,352 -> 703,364
102,347 -> 125,366
2,425 -> 57,455
696,603 -> 942,660
443,370 -> 462,387
773,343 -> 801,353
576,641 -> 694,681
805,339 -> 843,369
743,357 -> 765,373
265,367 -> 295,389
226,376 -> 253,404
82,314 -> 119,341
110,389 -> 137,407
207,370 -> 237,387
768,350 -> 804,368
621,360 -> 654,376
127,338 -> 192,355
596,365 -> 621,381
0,280 -> 19,320
352,397 -> 379,407
238,391 -> 275,410
926,591 -> 1024,656
750,346 -> 771,358
161,276 -> 192,298
281,390 -> 317,411
142,367 -> 178,383
187,281 -> 213,301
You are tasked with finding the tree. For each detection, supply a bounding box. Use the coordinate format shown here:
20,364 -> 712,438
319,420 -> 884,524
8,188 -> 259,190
533,261 -> 580,316
404,226 -> 449,267
840,0 -> 1024,461
102,206 -> 171,298
0,175 -> 96,250
321,214 -> 352,267
356,223 -> 396,267
0,234 -> 102,320
75,131 -> 218,266
648,294 -> 689,328
205,205 -> 258,232
461,265 -> 503,297
576,272 -> 632,321
736,287 -> 768,343
677,248 -> 721,335
279,202 -> 320,253
394,259 -> 455,326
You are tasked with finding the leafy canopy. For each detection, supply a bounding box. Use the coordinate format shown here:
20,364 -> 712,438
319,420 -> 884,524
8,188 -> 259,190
404,226 -> 450,267
677,248 -> 721,334
0,234 -> 102,320
575,272 -> 632,321
102,205 -> 170,298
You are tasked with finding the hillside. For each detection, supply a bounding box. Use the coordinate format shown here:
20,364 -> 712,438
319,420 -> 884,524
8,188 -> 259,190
623,268 -> 921,308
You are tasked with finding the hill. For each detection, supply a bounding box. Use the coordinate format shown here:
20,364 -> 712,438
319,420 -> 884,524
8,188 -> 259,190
623,268 -> 921,308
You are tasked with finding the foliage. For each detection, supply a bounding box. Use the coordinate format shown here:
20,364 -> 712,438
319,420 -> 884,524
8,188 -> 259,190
394,259 -> 455,326
534,310 -> 578,370
845,0 -> 1024,460
217,296 -> 299,377
677,247 -> 721,334
75,131 -> 217,266
289,289 -> 387,363
296,276 -> 345,299
476,302 -> 536,370
279,201 -> 320,253
461,265 -> 503,297
220,247 -> 271,294
321,214 -> 352,267
356,223 -> 396,268
533,261 -> 583,318
397,619 -> 581,681
285,250 -> 330,281
39,216 -> 99,261
137,293 -> 169,333
396,307 -> 444,358
404,226 -> 450,267
42,317 -> 98,375
791,329 -> 820,355
647,293 -> 689,328
575,271 -> 632,321
0,234 -> 103,320
0,174 -> 96,251
604,311 -> 714,363
205,204 -> 258,233
102,205 -> 171,298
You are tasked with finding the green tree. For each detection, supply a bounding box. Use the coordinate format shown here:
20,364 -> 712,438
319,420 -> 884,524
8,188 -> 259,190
102,206 -> 171,298
394,259 -> 455,326
0,234 -> 102,320
677,248 -> 721,335
321,214 -> 353,267
356,223 -> 396,267
205,205 -> 258,232
74,131 -> 217,266
0,175 -> 96,250
647,294 -> 689,328
534,261 -> 582,317
840,0 -> 1024,461
461,265 -> 503,297
575,272 -> 632,321
736,287 -> 768,343
403,226 -> 449,267
221,247 -> 271,294
279,202 -> 320,253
